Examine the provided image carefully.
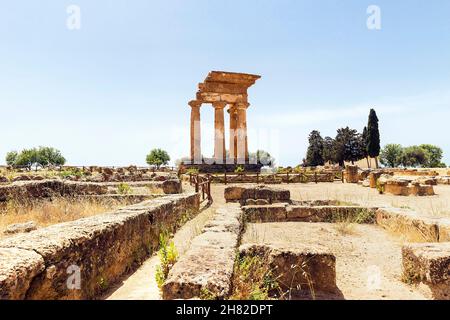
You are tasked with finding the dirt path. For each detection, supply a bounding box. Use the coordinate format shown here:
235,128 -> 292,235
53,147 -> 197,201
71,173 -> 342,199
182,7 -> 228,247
242,222 -> 428,300
105,184 -> 227,300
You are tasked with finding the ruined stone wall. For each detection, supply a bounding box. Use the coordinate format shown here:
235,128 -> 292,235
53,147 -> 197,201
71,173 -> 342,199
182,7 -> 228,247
0,179 -> 182,203
0,192 -> 199,300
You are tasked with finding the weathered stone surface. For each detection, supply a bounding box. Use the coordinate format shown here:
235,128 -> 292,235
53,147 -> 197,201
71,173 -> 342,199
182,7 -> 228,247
243,203 -> 289,222
0,247 -> 45,300
409,184 -> 435,196
438,219 -> 450,242
402,242 -> 450,300
369,171 -> 384,188
376,207 -> 440,242
287,206 -> 376,223
163,203 -> 242,300
239,243 -> 337,297
0,180 -> 109,202
161,179 -> 182,194
437,177 -> 450,185
416,177 -> 438,186
0,193 -> 199,300
4,221 -> 37,235
224,185 -> 290,204
344,165 -> 359,183
224,185 -> 250,202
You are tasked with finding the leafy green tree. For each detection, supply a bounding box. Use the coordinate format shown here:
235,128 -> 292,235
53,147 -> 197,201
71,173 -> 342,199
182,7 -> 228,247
401,146 -> 428,168
322,137 -> 335,164
6,147 -> 66,169
380,144 -> 403,168
361,126 -> 370,167
146,149 -> 170,169
333,127 -> 364,166
14,148 -> 39,170
36,146 -> 66,167
367,109 -> 381,168
5,151 -> 18,166
306,130 -> 324,166
419,144 -> 445,168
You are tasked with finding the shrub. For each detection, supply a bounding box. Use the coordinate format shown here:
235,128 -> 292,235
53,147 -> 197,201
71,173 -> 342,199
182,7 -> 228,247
155,232 -> 178,289
229,255 -> 279,300
234,165 -> 244,174
117,183 -> 131,195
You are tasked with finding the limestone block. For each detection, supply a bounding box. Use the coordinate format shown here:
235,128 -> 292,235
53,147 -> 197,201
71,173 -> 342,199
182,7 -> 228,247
402,242 -> 450,300
239,243 -> 337,297
4,221 -> 37,235
0,247 -> 45,300
243,204 -> 288,222
376,207 -> 439,242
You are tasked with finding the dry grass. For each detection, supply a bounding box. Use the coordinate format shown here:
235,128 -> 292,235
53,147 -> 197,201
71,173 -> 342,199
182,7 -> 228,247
0,197 -> 129,237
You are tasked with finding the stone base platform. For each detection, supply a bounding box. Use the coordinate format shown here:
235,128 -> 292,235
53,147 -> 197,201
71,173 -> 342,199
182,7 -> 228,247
182,161 -> 263,173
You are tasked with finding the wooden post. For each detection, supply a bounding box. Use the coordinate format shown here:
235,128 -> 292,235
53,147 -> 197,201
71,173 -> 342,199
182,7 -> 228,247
315,172 -> 318,184
256,172 -> 259,184
286,172 -> 289,184
224,170 -> 227,185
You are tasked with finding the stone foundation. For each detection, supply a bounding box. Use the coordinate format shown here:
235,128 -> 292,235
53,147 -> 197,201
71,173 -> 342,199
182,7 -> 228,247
239,243 -> 338,298
0,179 -> 182,203
243,205 -> 377,224
344,165 -> 359,183
402,242 -> 450,300
376,208 -> 442,242
224,185 -> 290,204
0,193 -> 199,300
162,203 -> 243,299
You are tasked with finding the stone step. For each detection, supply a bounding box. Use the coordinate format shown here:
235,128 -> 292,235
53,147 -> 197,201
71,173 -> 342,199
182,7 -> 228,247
162,203 -> 243,300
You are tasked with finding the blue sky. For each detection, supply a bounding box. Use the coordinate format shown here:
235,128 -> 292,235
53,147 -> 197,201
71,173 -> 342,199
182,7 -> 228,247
1,0 -> 449,166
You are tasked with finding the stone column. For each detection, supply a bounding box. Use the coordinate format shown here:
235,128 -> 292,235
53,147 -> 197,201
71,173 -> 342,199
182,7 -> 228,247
189,100 -> 202,164
228,106 -> 238,164
213,101 -> 226,164
235,102 -> 249,164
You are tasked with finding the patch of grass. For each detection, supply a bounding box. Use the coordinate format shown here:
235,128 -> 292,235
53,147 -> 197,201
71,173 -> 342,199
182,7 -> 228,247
155,232 -> 178,289
332,208 -> 375,235
229,255 -> 279,300
59,168 -> 84,179
234,165 -> 244,174
185,168 -> 199,175
117,182 -> 131,195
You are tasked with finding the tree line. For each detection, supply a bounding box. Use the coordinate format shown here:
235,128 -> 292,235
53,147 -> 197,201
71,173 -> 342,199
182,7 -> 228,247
305,109 -> 380,168
380,144 -> 446,168
304,108 -> 446,169
6,147 -> 66,170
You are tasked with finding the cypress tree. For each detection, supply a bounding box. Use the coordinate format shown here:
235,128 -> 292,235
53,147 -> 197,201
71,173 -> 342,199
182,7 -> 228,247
367,109 -> 381,168
306,130 -> 324,166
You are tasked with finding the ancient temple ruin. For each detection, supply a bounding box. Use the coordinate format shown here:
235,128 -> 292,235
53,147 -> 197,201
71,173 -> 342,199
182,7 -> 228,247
185,71 -> 262,172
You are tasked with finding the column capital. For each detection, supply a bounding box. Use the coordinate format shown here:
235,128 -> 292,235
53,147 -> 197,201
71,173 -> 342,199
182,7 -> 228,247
188,100 -> 202,108
212,101 -> 227,109
235,102 -> 250,110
